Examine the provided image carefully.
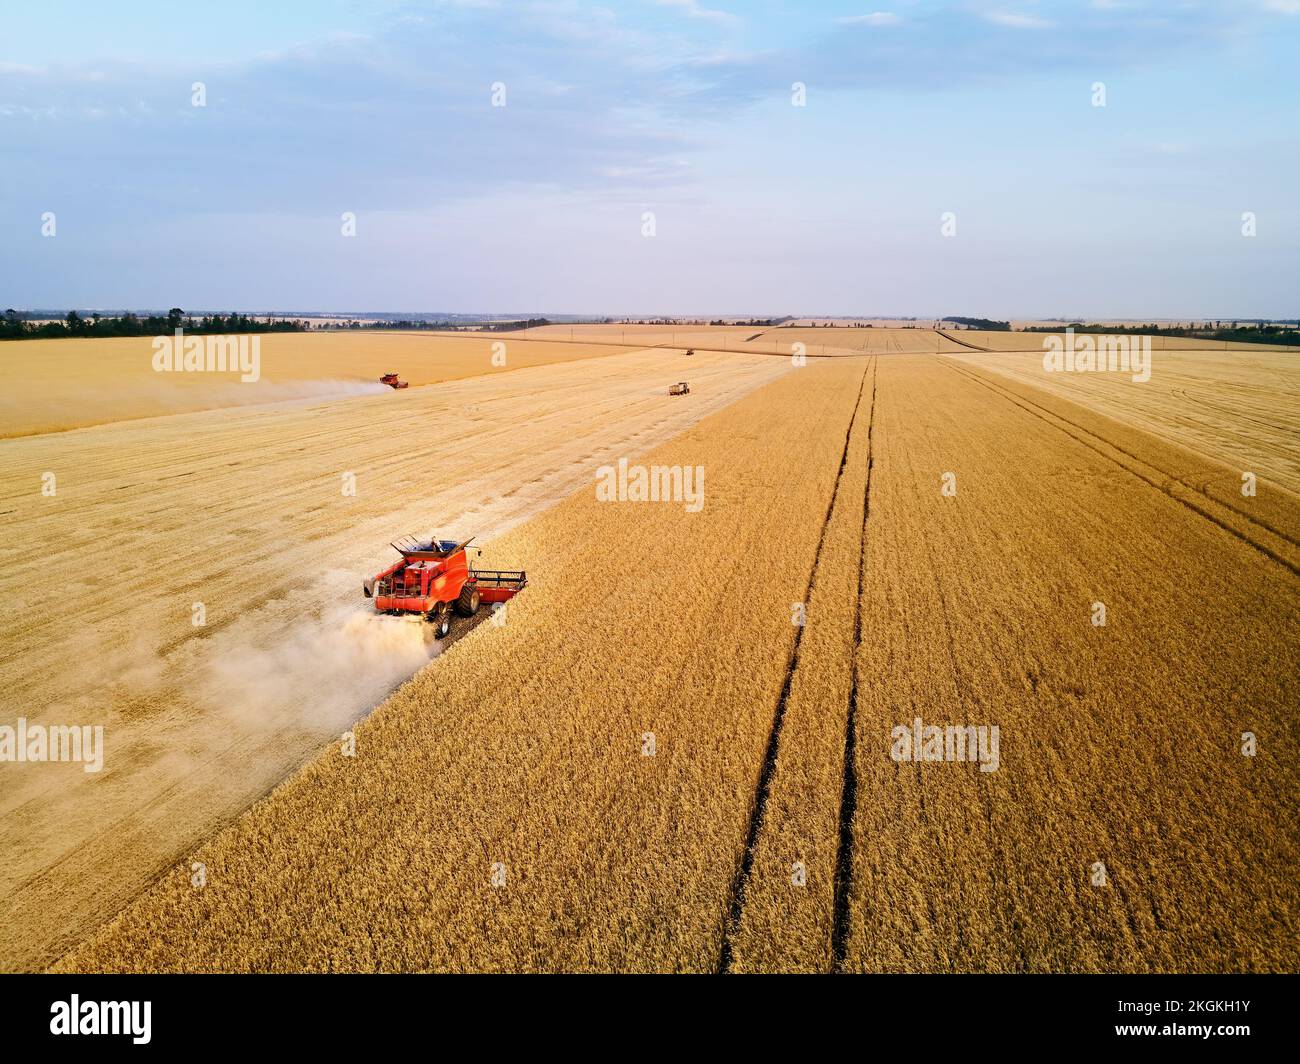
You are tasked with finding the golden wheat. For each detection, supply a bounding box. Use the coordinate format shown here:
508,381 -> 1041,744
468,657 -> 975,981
725,358 -> 875,972
21,341 -> 1300,974
945,345 -> 1300,493
54,357 -> 867,972
843,355 -> 1299,972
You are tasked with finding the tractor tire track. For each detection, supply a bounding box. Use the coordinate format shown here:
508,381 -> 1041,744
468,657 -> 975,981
934,329 -> 992,352
718,358 -> 873,973
954,357 -> 1300,551
939,359 -> 1300,578
1171,387 -> 1296,436
831,358 -> 877,968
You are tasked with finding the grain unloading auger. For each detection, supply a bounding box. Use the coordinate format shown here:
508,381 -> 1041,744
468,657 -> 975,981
362,535 -> 527,637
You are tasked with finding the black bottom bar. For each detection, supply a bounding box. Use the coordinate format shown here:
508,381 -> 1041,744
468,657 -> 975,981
0,973 -> 1291,1052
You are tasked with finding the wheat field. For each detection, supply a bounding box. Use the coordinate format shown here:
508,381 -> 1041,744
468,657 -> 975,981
725,357 -> 877,972
55,356 -> 866,972
48,334 -> 1300,973
1,325 -> 1295,973
0,332 -> 642,437
0,341 -> 787,971
515,323 -> 955,357
729,353 -> 1298,973
842,356 -> 1298,971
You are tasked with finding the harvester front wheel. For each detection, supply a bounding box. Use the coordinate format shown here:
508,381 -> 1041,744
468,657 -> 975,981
456,584 -> 481,617
428,604 -> 452,638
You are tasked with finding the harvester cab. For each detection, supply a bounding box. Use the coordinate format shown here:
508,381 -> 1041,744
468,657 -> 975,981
363,535 -> 527,638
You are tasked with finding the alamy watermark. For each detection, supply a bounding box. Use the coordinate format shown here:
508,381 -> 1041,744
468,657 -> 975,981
890,717 -> 1000,773
595,457 -> 704,512
1042,327 -> 1150,383
0,717 -> 104,773
50,996 -> 150,1044
151,328 -> 261,382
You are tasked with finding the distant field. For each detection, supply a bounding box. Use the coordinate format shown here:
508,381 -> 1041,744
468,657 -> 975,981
520,323 -> 757,342
515,323 -> 791,354
0,332 -> 639,437
516,323 -> 958,356
754,327 -> 964,354
946,329 -> 1300,354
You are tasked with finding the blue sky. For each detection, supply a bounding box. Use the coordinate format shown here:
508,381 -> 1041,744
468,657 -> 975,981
2,1 -> 1298,317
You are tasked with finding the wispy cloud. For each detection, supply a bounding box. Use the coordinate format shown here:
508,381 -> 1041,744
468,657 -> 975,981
0,6 -> 705,220
693,1 -> 1274,104
838,12 -> 903,27
655,0 -> 738,25
982,9 -> 1053,30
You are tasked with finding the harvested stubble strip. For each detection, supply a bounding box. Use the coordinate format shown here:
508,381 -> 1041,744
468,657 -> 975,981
58,357 -> 868,973
845,356 -> 1300,973
726,359 -> 875,972
0,332 -> 645,438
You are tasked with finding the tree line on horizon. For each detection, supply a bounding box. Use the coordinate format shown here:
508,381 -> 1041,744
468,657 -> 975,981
1,308 -> 310,341
1021,321 -> 1300,345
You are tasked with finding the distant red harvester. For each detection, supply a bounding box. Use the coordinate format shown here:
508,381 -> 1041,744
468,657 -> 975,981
379,372 -> 409,389
362,536 -> 526,637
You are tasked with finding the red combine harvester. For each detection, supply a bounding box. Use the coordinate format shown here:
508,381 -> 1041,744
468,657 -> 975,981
363,536 -> 526,637
379,372 -> 409,389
